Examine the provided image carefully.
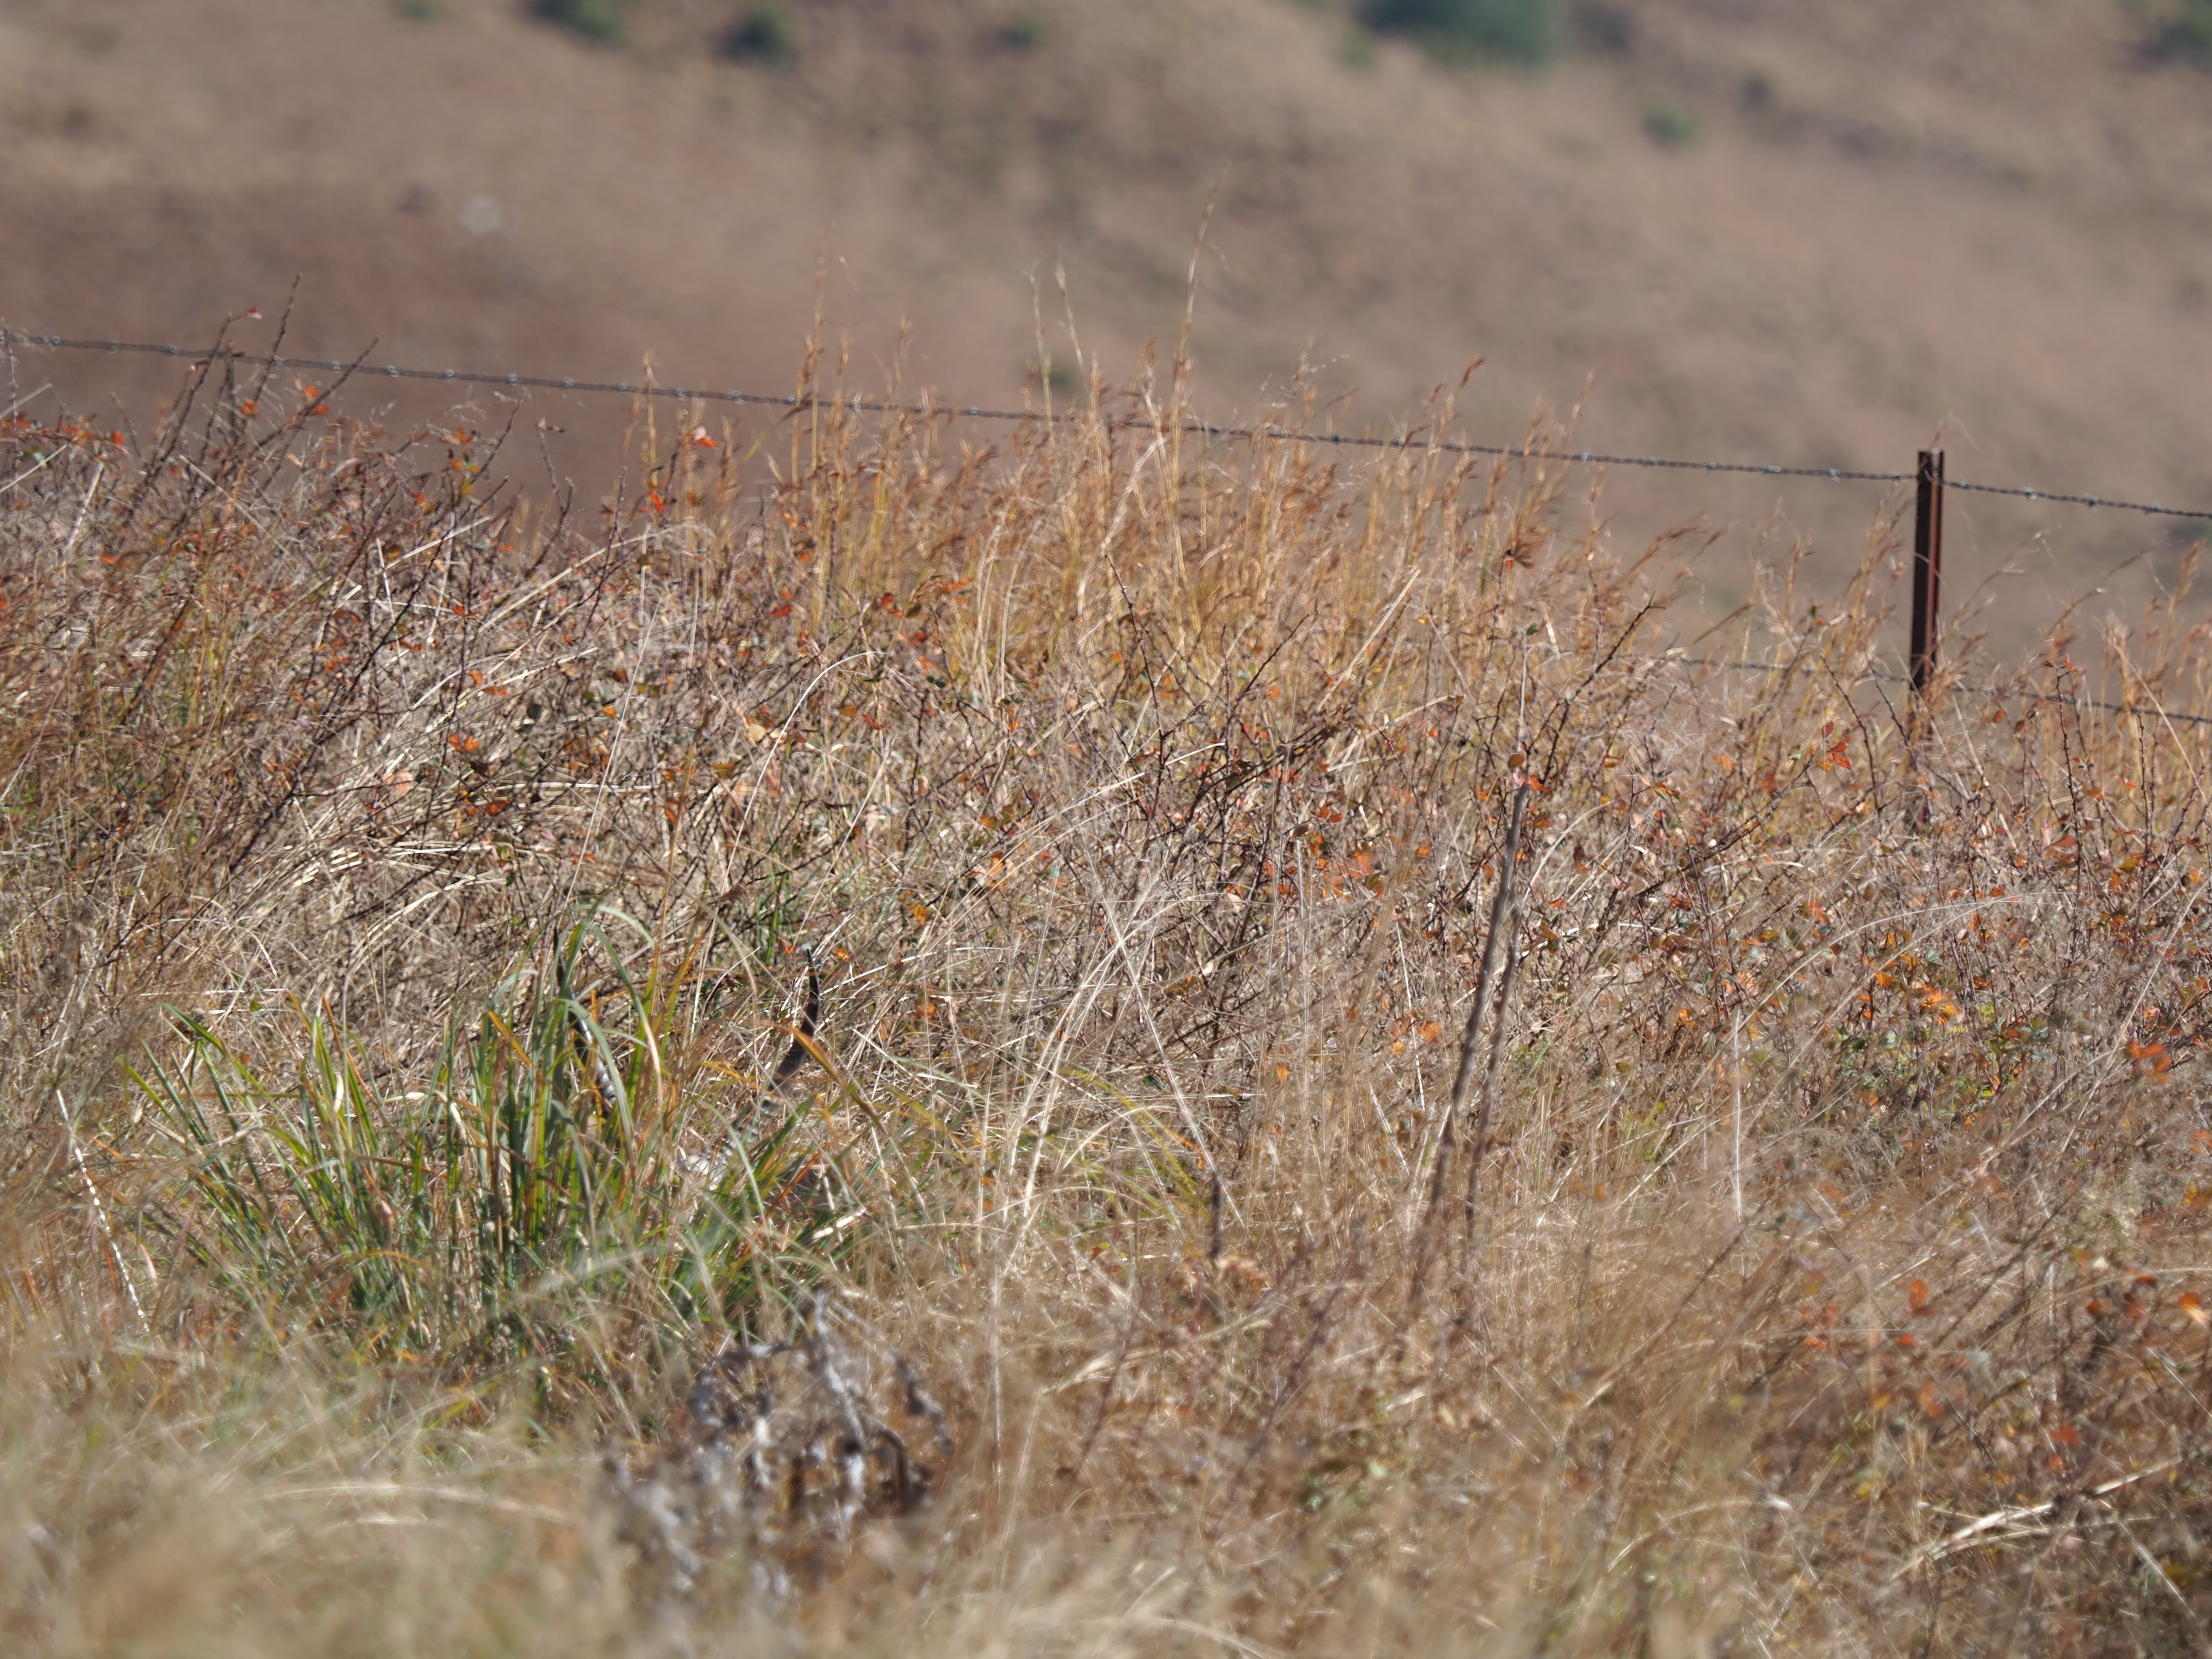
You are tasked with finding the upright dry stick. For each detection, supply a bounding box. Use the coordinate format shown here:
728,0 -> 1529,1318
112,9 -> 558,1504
1463,888 -> 1524,1247
1405,781 -> 1528,1319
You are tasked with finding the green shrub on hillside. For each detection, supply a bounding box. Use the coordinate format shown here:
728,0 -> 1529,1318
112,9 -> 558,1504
1569,0 -> 1634,54
2157,1 -> 2212,62
534,0 -> 626,45
1359,0 -> 1559,66
722,4 -> 799,63
1642,102 -> 1699,146
997,11 -> 1050,51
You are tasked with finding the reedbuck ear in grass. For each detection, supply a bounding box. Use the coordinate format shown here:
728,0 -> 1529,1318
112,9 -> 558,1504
678,946 -> 822,1183
766,946 -> 822,1105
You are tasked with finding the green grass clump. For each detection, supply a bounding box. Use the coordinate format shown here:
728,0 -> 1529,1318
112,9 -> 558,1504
137,915 -> 841,1367
1359,0 -> 1559,66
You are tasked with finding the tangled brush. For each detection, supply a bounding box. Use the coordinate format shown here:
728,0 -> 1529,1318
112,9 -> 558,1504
609,1296 -> 952,1602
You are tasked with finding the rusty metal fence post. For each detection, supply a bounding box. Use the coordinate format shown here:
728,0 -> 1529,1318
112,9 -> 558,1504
1910,450 -> 1945,697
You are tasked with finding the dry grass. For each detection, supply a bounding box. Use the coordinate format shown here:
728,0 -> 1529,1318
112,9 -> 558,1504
9,336 -> 2212,1655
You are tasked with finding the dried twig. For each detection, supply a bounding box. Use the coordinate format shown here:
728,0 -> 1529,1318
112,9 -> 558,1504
1405,780 -> 1528,1321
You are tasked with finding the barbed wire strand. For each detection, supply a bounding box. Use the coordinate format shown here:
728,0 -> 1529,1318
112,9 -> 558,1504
13,330 -> 2212,524
13,333 -> 2212,729
1637,650 -> 2212,727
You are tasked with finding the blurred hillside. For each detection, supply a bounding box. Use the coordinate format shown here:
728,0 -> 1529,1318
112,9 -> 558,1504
7,0 -> 2212,641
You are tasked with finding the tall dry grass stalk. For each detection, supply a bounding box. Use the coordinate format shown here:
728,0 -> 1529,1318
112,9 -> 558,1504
8,338 -> 2212,1654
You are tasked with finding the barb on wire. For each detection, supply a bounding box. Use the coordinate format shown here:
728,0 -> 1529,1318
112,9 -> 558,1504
5,328 -> 2211,523
1946,476 -> 2212,523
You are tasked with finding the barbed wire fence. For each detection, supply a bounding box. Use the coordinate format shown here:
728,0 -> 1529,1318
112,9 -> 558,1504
13,329 -> 2212,522
7,328 -> 2211,728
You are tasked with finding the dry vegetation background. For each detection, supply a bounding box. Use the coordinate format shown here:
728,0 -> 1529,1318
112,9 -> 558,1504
10,0 -> 2212,635
17,3 -> 2212,1654
10,324 -> 2212,1654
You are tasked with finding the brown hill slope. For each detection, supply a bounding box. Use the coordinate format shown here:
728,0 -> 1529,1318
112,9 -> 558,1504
7,0 -> 2212,639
